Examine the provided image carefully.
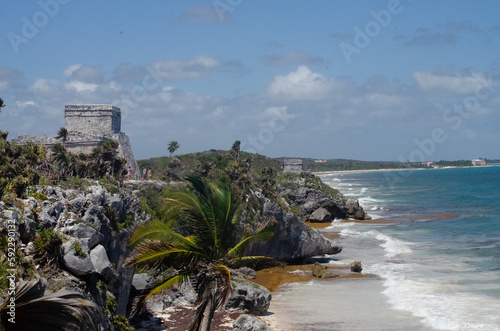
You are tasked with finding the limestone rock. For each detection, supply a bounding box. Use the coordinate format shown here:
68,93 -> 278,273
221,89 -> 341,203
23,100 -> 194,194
308,207 -> 332,222
231,267 -> 257,280
312,262 -> 337,278
61,239 -> 94,277
226,279 -> 272,315
233,314 -> 273,331
350,261 -> 363,273
247,197 -> 341,261
346,199 -> 369,220
90,244 -> 115,280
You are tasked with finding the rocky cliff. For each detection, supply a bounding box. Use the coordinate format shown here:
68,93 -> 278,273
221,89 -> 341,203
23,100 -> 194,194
1,178 -> 351,328
1,184 -> 149,328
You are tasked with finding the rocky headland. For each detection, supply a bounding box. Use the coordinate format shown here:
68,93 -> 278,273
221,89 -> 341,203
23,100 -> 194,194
0,139 -> 370,330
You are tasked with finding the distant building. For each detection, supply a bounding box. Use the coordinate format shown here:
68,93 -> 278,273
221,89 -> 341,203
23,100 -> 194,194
471,159 -> 486,166
426,161 -> 437,168
283,159 -> 303,173
314,159 -> 327,163
12,104 -> 140,178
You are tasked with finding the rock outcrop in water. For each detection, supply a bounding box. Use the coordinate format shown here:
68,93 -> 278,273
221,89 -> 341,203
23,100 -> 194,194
280,187 -> 370,221
246,192 -> 342,261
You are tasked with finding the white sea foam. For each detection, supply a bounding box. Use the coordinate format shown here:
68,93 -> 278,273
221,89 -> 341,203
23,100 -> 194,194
325,219 -> 354,230
374,232 -> 413,258
367,262 -> 500,330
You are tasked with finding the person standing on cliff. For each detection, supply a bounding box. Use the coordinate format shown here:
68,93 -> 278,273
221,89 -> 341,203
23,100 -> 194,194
127,166 -> 133,180
147,168 -> 152,180
142,168 -> 147,180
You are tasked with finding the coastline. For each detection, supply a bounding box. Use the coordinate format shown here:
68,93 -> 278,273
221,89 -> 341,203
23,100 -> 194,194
255,218 -> 432,331
312,164 -> 497,175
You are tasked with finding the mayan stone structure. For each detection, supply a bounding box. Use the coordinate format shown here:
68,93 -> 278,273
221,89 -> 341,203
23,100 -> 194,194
65,104 -> 121,135
283,159 -> 303,173
12,104 -> 140,178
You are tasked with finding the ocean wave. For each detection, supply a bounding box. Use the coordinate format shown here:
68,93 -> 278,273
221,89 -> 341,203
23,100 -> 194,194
369,261 -> 500,330
374,232 -> 413,258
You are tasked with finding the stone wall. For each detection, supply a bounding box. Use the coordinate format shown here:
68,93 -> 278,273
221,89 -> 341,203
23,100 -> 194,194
283,158 -> 303,173
65,105 -> 121,135
12,104 -> 140,179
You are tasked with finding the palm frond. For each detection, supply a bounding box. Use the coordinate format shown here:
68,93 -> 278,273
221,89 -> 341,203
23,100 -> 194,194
129,220 -> 199,249
126,239 -> 203,269
0,276 -> 99,331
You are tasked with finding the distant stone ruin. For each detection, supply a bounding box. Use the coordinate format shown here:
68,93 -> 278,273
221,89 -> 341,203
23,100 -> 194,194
283,159 -> 303,173
12,104 -> 140,178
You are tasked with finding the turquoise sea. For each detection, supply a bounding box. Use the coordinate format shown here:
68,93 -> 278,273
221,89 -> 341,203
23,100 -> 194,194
266,166 -> 500,330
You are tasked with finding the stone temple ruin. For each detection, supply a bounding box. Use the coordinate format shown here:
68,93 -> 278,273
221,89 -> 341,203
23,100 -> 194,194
12,104 -> 140,178
283,158 -> 303,173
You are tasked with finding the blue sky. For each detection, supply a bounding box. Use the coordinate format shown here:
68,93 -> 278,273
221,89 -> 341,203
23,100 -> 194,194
1,0 -> 500,161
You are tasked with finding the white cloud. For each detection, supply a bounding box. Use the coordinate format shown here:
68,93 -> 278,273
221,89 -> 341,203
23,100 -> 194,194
64,81 -> 98,92
267,66 -> 337,101
64,64 -> 82,77
15,100 -> 36,108
30,78 -> 59,94
413,71 -> 492,96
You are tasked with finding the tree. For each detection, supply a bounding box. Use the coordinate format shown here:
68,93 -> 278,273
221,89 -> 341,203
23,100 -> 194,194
0,276 -> 98,331
167,140 -> 179,157
126,175 -> 275,331
231,140 -> 241,161
56,127 -> 68,142
0,98 -> 5,113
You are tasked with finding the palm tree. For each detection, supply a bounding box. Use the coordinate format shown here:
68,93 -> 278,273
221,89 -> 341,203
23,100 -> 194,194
167,140 -> 179,157
126,175 -> 275,331
0,276 -> 98,331
231,140 -> 241,161
0,98 -> 5,113
56,127 -> 68,142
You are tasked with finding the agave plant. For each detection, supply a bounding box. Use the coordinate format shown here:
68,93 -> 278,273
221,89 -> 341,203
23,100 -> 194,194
126,175 -> 275,331
0,276 -> 99,331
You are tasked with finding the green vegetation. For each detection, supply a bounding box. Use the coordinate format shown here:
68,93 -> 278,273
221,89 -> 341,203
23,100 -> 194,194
74,241 -> 87,258
33,228 -> 64,268
167,140 -> 180,157
105,295 -> 135,331
126,175 -> 276,330
0,131 -> 126,199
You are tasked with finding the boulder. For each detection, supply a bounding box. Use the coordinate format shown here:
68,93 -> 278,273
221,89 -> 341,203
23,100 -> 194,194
346,199 -> 369,220
231,267 -> 256,280
350,261 -> 362,273
61,239 -> 94,277
281,188 -> 348,220
312,262 -> 338,278
247,200 -> 341,261
90,244 -> 115,280
233,314 -> 273,331
308,207 -> 332,222
226,279 -> 272,315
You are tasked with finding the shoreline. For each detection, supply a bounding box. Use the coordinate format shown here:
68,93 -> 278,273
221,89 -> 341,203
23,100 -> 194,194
255,220 -> 376,331
312,164 -> 498,175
